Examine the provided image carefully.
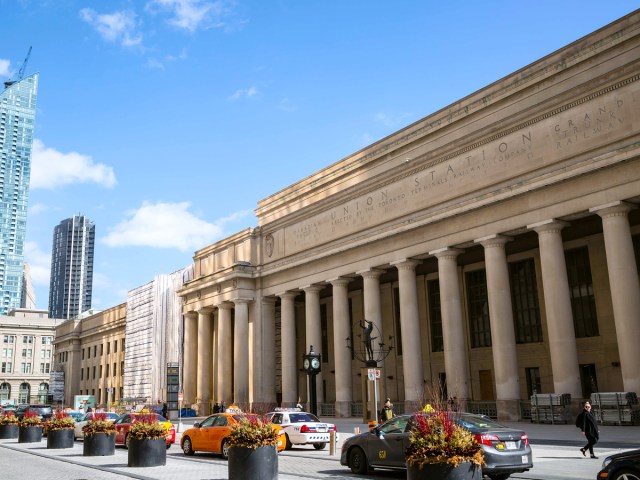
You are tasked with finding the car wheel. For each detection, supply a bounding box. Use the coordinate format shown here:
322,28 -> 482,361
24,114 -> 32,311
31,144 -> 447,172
285,433 -> 292,450
124,433 -> 130,450
348,446 -> 368,474
313,442 -> 326,450
182,436 -> 195,456
611,470 -> 640,480
221,439 -> 230,460
166,443 -> 171,450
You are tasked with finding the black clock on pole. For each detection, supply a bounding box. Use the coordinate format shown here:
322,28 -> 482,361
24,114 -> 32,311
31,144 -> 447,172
303,346 -> 321,416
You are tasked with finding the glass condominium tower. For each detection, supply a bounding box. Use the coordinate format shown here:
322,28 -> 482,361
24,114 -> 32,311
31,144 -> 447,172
0,73 -> 38,315
48,215 -> 95,319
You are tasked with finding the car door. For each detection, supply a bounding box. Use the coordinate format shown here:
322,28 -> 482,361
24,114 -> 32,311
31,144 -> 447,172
193,415 -> 217,451
75,412 -> 91,438
210,414 -> 231,453
114,414 -> 130,444
366,416 -> 410,468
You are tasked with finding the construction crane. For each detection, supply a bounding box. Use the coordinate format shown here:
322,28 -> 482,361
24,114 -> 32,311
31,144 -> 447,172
3,46 -> 32,88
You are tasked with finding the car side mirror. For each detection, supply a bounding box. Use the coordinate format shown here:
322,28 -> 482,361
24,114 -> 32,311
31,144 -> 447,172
194,422 -> 201,428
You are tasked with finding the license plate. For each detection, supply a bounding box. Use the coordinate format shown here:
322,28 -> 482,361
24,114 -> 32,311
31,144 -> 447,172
505,441 -> 517,450
317,427 -> 326,432
522,455 -> 529,464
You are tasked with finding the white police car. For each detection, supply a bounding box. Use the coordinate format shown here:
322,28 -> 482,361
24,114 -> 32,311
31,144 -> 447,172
266,408 -> 338,450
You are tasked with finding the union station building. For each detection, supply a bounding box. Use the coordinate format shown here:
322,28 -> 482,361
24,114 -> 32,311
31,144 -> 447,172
177,11 -> 640,420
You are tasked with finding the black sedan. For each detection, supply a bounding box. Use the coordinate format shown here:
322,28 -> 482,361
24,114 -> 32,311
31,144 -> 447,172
597,449 -> 640,480
340,413 -> 533,480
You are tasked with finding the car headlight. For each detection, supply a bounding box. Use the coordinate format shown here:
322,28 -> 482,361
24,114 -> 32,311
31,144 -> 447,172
601,456 -> 613,469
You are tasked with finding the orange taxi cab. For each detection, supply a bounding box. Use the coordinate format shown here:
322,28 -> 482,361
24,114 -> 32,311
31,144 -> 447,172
180,406 -> 286,459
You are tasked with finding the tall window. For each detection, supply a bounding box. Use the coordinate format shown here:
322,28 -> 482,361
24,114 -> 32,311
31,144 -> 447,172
466,269 -> 492,348
40,363 -> 50,374
565,247 -> 599,337
105,364 -> 110,377
114,340 -> 118,353
2,347 -> 13,357
21,362 -> 32,373
0,382 -> 10,400
113,362 -> 116,377
392,287 -> 403,355
42,336 -> 52,345
427,279 -> 443,352
525,367 -> 542,398
107,342 -> 110,355
22,335 -> 33,344
509,258 -> 543,343
38,383 -> 48,403
3,335 -> 15,344
320,303 -> 328,363
18,383 -> 30,403
1,362 -> 11,373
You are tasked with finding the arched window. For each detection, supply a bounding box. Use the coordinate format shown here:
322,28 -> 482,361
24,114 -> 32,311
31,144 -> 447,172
0,382 -> 10,401
38,383 -> 49,403
18,383 -> 30,404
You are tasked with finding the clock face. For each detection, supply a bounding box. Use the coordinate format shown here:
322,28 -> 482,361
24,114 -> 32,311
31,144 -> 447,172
311,358 -> 320,370
303,359 -> 310,370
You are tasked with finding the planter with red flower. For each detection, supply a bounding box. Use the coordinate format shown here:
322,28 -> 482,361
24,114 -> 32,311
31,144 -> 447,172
227,416 -> 279,480
44,411 -> 75,449
405,410 -> 485,480
127,413 -> 168,467
18,411 -> 43,443
0,411 -> 19,439
83,412 -> 116,456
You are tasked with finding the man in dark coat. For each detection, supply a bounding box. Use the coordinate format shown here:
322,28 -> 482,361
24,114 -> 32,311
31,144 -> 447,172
578,401 -> 600,458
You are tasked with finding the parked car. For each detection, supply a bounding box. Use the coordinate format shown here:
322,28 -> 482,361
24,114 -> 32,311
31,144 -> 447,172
266,408 -> 338,450
180,410 -> 286,459
113,412 -> 176,449
74,411 -> 120,439
15,404 -> 53,422
597,448 -> 640,480
66,410 -> 85,423
340,412 -> 532,480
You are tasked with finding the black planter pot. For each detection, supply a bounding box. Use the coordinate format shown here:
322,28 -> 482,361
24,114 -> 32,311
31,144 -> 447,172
47,428 -> 75,449
228,445 -> 278,480
84,432 -> 116,456
127,437 -> 167,467
0,424 -> 19,439
407,461 -> 482,480
18,426 -> 43,443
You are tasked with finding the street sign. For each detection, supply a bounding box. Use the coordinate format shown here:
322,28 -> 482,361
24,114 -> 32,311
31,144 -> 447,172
367,368 -> 381,380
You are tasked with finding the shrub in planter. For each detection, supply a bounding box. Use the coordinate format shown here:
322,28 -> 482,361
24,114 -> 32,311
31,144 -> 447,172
405,410 -> 484,480
0,411 -> 19,439
18,412 -> 43,443
127,414 -> 168,467
227,417 -> 279,480
83,412 -> 116,456
44,411 -> 75,449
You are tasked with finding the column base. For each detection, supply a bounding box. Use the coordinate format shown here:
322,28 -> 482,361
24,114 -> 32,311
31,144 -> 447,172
496,399 -> 520,421
334,401 -> 351,418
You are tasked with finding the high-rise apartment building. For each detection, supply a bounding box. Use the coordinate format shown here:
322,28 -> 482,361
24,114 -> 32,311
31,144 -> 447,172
48,215 -> 95,319
0,74 -> 38,315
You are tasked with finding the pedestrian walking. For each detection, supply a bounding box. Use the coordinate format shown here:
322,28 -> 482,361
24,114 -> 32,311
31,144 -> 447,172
379,398 -> 395,422
577,401 -> 599,459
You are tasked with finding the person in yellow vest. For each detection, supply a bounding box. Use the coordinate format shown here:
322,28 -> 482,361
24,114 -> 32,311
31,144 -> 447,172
422,403 -> 434,412
379,398 -> 395,422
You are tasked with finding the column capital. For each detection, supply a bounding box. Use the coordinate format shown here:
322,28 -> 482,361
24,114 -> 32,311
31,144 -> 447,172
277,291 -> 299,301
429,247 -> 464,259
302,284 -> 324,294
233,298 -> 252,306
184,311 -> 198,320
527,219 -> 569,233
197,307 -> 214,316
391,259 -> 421,271
261,296 -> 278,306
474,234 -> 512,248
328,277 -> 352,287
590,200 -> 636,218
356,268 -> 385,279
216,302 -> 234,311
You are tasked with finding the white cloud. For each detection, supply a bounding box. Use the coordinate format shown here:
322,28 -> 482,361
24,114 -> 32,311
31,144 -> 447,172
277,97 -> 296,112
147,0 -> 231,32
28,203 -> 50,215
24,241 -> 51,286
102,201 -> 250,251
30,139 -> 117,190
79,8 -> 143,48
227,86 -> 258,101
0,59 -> 11,77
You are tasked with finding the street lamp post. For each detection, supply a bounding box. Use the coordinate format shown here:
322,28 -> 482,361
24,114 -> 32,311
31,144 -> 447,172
302,346 -> 322,417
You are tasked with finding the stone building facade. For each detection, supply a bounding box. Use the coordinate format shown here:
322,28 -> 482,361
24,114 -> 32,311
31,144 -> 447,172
0,309 -> 56,405
178,11 -> 640,420
53,304 -> 126,408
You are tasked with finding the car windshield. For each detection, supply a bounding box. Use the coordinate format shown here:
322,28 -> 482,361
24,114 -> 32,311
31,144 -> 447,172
31,407 -> 51,415
289,413 -> 320,423
456,414 -> 505,429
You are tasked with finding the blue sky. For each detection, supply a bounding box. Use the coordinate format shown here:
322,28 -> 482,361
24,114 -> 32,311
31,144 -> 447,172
0,1 -> 636,312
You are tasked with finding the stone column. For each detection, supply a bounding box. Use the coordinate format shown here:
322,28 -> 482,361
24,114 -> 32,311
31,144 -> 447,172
357,268 -> 384,352
260,297 -> 277,405
304,285 -> 324,402
476,235 -> 520,420
528,220 -> 581,398
329,277 -> 352,417
591,202 -> 640,393
233,299 -> 250,406
217,303 -> 234,405
196,307 -> 214,415
279,292 -> 298,407
392,259 -> 424,410
183,312 -> 198,405
431,248 -> 471,400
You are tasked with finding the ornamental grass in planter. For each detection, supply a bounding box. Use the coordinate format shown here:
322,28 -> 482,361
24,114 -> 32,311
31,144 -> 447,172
405,410 -> 485,480
227,416 -> 279,480
44,411 -> 75,449
83,412 -> 116,456
127,413 -> 168,467
18,411 -> 43,443
0,411 -> 19,439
